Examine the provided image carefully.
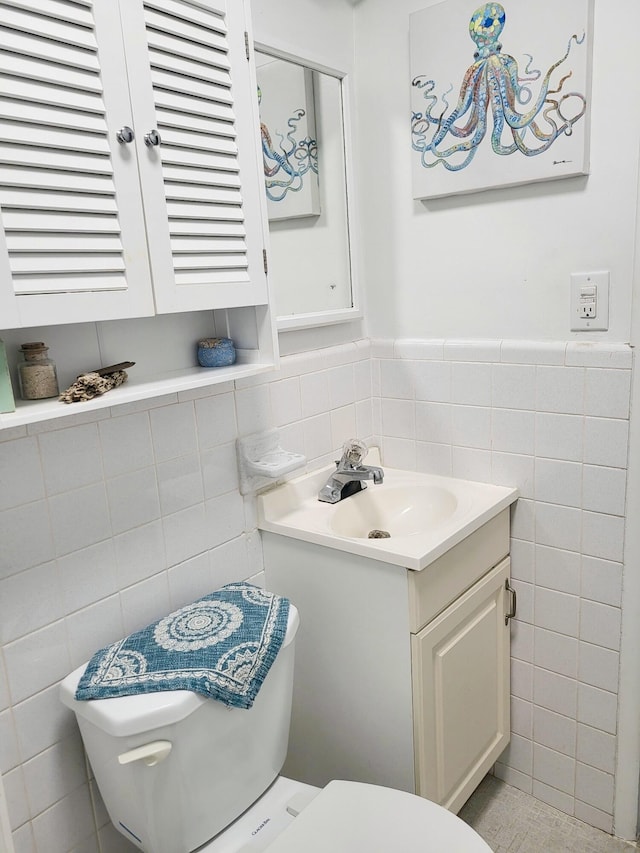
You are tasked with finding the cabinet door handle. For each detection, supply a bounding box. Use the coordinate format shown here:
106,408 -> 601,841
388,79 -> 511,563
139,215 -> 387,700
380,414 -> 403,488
144,128 -> 162,147
116,126 -> 135,144
505,579 -> 517,625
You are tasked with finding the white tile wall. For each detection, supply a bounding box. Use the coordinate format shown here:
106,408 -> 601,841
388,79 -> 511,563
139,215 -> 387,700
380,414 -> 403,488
0,341 -> 372,853
0,336 -> 631,848
373,338 -> 631,833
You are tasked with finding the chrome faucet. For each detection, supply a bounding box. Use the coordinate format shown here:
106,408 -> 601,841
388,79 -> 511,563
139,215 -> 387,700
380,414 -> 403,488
318,439 -> 384,503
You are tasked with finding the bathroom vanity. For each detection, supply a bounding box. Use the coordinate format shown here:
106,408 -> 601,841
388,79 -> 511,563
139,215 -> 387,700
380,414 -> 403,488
258,457 -> 518,813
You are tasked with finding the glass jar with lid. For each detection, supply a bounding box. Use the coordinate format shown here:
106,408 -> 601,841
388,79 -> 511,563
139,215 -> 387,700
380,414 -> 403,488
18,342 -> 59,400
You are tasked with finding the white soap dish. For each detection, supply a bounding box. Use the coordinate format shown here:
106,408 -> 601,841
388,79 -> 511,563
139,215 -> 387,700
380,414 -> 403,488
237,430 -> 306,494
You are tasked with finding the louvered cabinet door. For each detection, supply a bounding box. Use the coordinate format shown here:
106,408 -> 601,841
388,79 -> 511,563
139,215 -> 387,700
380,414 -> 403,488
0,0 -> 155,328
118,0 -> 269,314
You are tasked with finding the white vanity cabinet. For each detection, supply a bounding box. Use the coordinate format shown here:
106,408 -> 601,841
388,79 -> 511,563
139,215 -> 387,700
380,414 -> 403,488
0,0 -> 267,328
262,508 -> 513,814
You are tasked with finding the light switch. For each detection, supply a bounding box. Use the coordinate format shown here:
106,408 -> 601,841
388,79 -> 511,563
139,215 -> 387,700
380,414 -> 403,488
570,271 -> 609,331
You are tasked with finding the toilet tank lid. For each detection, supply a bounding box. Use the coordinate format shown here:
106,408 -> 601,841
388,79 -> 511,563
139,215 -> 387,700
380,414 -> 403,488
59,603 -> 300,737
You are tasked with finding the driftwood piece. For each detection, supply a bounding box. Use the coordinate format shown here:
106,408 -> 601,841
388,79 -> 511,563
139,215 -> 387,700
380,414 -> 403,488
59,370 -> 128,404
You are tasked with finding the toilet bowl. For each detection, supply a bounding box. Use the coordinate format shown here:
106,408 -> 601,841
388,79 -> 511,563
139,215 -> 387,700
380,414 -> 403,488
60,601 -> 491,853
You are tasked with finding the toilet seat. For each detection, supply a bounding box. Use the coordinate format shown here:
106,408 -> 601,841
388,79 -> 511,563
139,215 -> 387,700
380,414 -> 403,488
264,780 -> 492,853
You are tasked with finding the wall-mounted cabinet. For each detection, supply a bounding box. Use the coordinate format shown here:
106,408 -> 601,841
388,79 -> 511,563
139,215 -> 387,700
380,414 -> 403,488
0,0 -> 278,428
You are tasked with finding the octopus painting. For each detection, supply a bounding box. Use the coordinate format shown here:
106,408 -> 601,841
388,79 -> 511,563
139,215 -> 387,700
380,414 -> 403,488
259,87 -> 319,204
410,1 -> 591,191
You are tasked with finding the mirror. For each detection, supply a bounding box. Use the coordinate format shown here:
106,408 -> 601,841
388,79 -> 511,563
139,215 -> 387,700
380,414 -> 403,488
254,49 -> 358,329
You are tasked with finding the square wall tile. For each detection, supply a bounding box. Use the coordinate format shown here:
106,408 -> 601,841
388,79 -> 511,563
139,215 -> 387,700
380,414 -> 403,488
120,573 -> 171,635
12,684 -> 77,763
534,459 -> 581,508
582,465 -> 626,516
534,628 -> 578,679
99,412 -> 154,478
582,511 -> 625,562
497,732 -> 533,776
48,484 -> 111,558
270,377 -> 302,426
413,361 -> 451,403
491,453 -> 534,500
205,492 -> 245,550
534,668 -> 577,718
194,392 -> 237,449
0,437 -> 44,511
584,417 -> 629,468
328,364 -> 357,408
300,371 -> 330,418
381,399 -> 415,440
114,521 -> 166,589
65,595 -> 124,668
536,366 -> 585,415
584,369 -> 631,419
0,562 -> 64,644
415,402 -> 451,445
491,409 -> 535,456
535,587 -> 579,637
57,540 -> 119,614
535,413 -> 583,462
577,683 -> 617,734
491,364 -> 536,410
0,502 -> 54,579
150,401 -> 198,462
452,363 -> 491,406
533,743 -> 576,794
531,780 -> 574,815
379,360 -> 413,400
581,556 -> 623,607
38,424 -> 103,496
106,467 -> 160,535
533,705 -> 576,757
535,545 -> 580,595
450,405 -> 491,449
452,447 -> 491,481
577,724 -> 616,775
415,441 -> 452,477
4,621 -> 71,704
575,762 -> 614,814
579,601 -> 621,652
157,453 -> 204,515
535,503 -> 581,553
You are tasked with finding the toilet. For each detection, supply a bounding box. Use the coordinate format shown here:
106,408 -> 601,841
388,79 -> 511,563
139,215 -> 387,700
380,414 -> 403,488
60,603 -> 492,853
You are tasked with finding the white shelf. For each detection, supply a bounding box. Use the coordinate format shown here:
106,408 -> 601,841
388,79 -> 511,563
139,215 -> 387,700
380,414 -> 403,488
0,356 -> 274,431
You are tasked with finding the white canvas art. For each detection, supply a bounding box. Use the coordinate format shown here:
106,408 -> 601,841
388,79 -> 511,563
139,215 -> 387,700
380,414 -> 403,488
409,0 -> 593,199
256,57 -> 321,220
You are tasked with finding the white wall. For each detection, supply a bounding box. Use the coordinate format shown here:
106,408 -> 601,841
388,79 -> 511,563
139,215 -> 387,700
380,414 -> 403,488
353,0 -> 640,342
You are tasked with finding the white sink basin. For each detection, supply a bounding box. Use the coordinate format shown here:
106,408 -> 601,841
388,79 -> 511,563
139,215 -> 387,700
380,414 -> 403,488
258,450 -> 519,571
329,485 -> 458,538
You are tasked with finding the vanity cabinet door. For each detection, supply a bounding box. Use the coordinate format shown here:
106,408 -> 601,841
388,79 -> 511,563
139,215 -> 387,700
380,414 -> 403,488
411,558 -> 511,814
0,0 -> 155,328
118,0 -> 269,314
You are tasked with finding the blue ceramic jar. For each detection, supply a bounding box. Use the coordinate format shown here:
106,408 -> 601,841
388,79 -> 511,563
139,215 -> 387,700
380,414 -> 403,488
197,337 -> 236,368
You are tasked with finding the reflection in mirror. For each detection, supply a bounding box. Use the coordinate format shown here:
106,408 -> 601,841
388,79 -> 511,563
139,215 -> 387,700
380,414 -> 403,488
255,51 -> 354,326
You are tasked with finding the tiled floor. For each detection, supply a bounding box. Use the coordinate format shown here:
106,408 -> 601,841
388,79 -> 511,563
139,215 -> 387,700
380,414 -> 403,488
459,776 -> 638,852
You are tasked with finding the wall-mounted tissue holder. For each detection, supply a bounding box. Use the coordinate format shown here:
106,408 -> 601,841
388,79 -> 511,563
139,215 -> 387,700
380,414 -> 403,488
237,430 -> 306,495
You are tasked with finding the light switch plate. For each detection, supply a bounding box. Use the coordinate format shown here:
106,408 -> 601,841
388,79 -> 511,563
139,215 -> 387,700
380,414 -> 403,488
570,271 -> 609,331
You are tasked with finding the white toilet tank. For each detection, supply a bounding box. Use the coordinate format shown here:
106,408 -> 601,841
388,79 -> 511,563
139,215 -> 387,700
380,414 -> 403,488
60,605 -> 300,853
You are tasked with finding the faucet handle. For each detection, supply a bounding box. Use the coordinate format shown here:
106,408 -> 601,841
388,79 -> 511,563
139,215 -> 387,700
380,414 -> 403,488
341,438 -> 368,467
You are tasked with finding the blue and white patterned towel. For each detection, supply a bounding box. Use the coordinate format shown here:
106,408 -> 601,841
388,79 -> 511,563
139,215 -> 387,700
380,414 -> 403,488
75,584 -> 290,709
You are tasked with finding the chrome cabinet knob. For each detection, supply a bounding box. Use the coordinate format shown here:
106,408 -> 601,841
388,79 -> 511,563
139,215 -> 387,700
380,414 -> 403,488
116,125 -> 134,144
144,129 -> 162,147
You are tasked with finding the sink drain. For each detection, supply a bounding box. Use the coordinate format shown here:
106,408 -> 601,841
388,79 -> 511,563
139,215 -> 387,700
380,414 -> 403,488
368,529 -> 391,539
